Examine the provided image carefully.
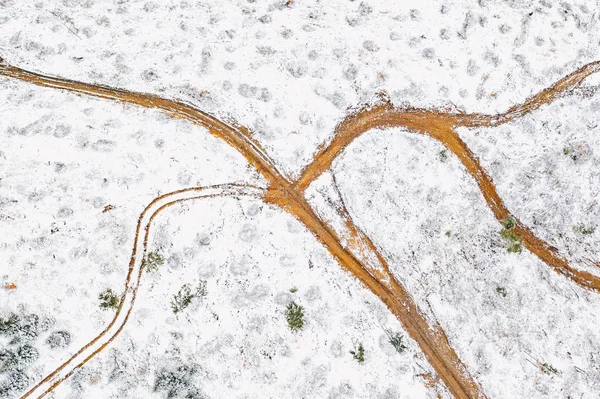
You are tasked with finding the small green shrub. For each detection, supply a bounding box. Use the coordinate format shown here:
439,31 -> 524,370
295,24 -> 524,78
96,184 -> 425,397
171,281 -> 207,314
350,343 -> 365,364
500,216 -> 522,253
503,216 -> 516,230
496,286 -> 507,297
563,147 -> 572,156
289,287 -> 298,293
541,362 -> 559,375
99,289 -> 120,310
445,230 -> 451,237
144,250 -> 164,272
284,302 -> 304,331
439,149 -> 448,162
507,242 -> 522,253
573,225 -> 595,235
385,329 -> 408,354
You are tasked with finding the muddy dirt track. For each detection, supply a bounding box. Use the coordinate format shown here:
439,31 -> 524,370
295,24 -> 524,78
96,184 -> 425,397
1,57 -> 599,399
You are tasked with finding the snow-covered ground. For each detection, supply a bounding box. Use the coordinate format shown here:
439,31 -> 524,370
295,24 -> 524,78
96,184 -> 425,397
1,0 -> 600,398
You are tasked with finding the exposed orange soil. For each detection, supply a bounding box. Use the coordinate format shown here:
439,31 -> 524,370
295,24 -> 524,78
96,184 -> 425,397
1,57 -> 598,399
295,61 -> 600,293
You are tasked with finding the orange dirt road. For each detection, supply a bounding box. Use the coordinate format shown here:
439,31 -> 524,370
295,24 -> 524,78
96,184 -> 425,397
1,57 -> 599,399
295,60 -> 600,293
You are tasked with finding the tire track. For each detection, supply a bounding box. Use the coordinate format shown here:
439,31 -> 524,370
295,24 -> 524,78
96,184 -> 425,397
19,184 -> 264,399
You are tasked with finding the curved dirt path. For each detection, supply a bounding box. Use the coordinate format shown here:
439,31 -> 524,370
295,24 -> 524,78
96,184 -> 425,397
3,58 -> 597,398
19,184 -> 264,399
295,62 -> 600,293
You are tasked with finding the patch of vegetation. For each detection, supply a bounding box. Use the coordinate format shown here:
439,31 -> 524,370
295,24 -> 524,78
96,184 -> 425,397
385,329 -> 408,354
289,287 -> 298,293
154,364 -> 202,399
350,343 -> 365,364
496,286 -> 507,297
0,314 -> 19,336
46,331 -> 71,349
445,230 -> 451,237
500,216 -> 522,253
0,349 -> 18,373
144,250 -> 165,272
541,362 -> 559,375
171,281 -> 207,314
0,313 -> 50,346
99,288 -> 120,310
0,369 -> 29,398
0,312 -> 56,398
573,225 -> 595,235
503,216 -> 516,230
439,149 -> 448,162
563,146 -> 572,156
284,302 -> 305,332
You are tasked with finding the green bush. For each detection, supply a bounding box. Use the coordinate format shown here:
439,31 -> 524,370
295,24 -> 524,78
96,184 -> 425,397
144,251 -> 164,272
496,286 -> 507,297
573,225 -> 595,235
503,216 -> 516,230
350,343 -> 365,364
99,289 -> 120,310
289,287 -> 298,293
541,362 -> 559,375
284,302 -> 305,331
385,329 -> 408,354
439,149 -> 448,162
171,281 -> 207,314
500,216 -> 522,253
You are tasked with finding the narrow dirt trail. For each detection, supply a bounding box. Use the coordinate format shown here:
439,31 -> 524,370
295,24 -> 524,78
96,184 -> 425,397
1,58 -> 598,399
19,184 -> 264,399
296,60 -> 600,189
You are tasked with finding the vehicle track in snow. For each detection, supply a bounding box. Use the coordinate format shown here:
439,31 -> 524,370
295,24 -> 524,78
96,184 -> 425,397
18,184 -> 264,399
1,56 -> 598,399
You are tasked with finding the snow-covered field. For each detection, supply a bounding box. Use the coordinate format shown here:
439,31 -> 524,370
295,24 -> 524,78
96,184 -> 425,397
1,0 -> 600,398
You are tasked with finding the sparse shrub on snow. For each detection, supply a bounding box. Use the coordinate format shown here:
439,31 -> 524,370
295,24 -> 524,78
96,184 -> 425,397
144,250 -> 165,272
284,302 -> 304,331
154,364 -> 203,399
171,281 -> 207,314
385,329 -> 408,354
572,225 -> 595,235
500,216 -> 522,253
496,286 -> 508,297
46,331 -> 71,349
439,149 -> 448,162
99,288 -> 120,310
0,311 -> 55,398
350,343 -> 365,364
0,369 -> 29,398
540,362 -> 559,375
0,314 -> 19,337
